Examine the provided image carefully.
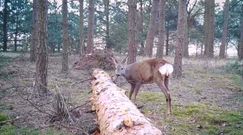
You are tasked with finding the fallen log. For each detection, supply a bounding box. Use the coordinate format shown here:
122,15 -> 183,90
91,69 -> 164,135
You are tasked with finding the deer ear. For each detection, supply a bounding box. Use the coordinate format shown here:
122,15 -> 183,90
111,57 -> 118,66
121,55 -> 128,64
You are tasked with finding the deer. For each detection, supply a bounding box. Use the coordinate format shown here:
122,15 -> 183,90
112,56 -> 174,115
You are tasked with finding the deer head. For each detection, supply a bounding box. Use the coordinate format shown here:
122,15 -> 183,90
112,56 -> 128,77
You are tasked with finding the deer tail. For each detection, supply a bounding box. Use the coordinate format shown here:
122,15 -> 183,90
159,63 -> 174,76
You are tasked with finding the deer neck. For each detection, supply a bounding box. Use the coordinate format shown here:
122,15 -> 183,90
122,63 -> 133,79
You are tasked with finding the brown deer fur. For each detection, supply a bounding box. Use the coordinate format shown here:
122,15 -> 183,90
113,57 -> 173,115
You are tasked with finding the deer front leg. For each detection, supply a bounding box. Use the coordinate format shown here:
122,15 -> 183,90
133,83 -> 142,102
157,82 -> 172,115
129,83 -> 135,100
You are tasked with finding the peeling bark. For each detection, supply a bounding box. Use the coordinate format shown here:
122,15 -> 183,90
91,69 -> 163,135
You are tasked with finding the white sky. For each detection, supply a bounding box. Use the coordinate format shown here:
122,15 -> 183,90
50,0 -> 226,7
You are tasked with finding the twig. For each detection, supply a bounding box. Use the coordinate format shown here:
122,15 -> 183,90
17,93 -> 54,117
54,85 -> 74,123
70,100 -> 89,112
79,77 -> 94,83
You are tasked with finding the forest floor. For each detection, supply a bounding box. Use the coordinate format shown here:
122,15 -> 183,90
0,52 -> 243,135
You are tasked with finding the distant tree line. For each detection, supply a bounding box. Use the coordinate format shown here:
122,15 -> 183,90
1,0 -> 243,94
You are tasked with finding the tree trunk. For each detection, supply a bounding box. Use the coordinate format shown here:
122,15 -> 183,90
173,0 -> 187,78
91,69 -> 163,135
30,0 -> 38,62
35,0 -> 48,96
61,0 -> 69,73
239,4 -> 243,60
127,0 -> 137,64
14,17 -> 19,52
156,0 -> 165,58
145,0 -> 159,57
104,0 -> 111,49
183,23 -> 189,57
2,0 -> 9,52
138,0 -> 144,55
57,44 -> 60,52
86,0 -> 95,54
165,28 -> 169,56
219,0 -> 229,59
78,0 -> 84,55
204,0 -> 215,58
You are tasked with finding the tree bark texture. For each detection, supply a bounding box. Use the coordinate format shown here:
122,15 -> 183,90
61,0 -> 69,72
30,0 -> 38,62
173,0 -> 187,78
183,21 -> 189,57
145,0 -> 159,57
86,0 -> 95,54
91,69 -> 163,135
204,0 -> 215,57
219,0 -> 229,59
127,0 -> 138,64
78,0 -> 84,55
35,0 -> 48,96
156,0 -> 165,58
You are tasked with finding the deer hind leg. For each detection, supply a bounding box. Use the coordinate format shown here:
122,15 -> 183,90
164,76 -> 172,114
164,76 -> 169,90
129,83 -> 135,100
156,81 -> 172,115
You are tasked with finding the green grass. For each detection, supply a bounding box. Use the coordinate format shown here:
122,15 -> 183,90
169,103 -> 243,135
231,74 -> 243,91
0,125 -> 40,135
0,113 -> 8,122
137,91 -> 243,135
0,124 -> 69,135
0,113 -> 68,135
138,91 -> 164,103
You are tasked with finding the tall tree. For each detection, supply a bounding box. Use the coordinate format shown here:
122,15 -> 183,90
173,0 -> 187,78
156,0 -> 165,58
145,0 -> 159,57
184,0 -> 201,57
204,0 -> 215,57
219,0 -> 230,58
239,3 -> 243,60
30,0 -> 38,62
86,0 -> 95,53
165,28 -> 169,55
61,0 -> 69,72
138,0 -> 144,55
13,16 -> 19,52
2,0 -> 9,52
78,0 -> 84,55
35,0 -> 48,96
104,0 -> 111,49
127,0 -> 137,64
